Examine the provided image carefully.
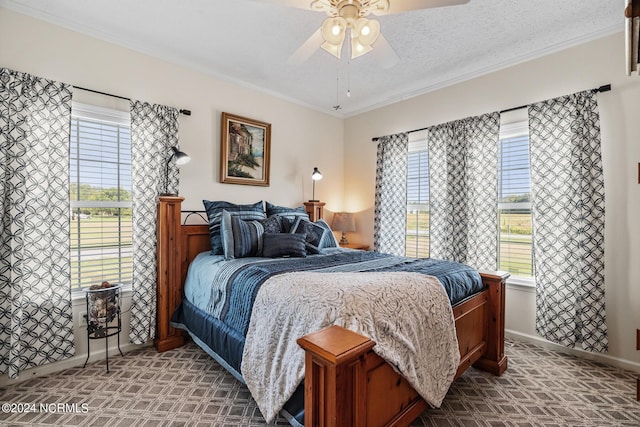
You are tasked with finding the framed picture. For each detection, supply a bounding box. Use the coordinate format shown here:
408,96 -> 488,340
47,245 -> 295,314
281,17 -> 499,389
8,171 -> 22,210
220,112 -> 271,186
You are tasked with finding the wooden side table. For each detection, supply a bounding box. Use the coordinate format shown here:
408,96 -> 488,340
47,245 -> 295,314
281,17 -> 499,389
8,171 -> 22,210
340,242 -> 370,251
303,201 -> 325,222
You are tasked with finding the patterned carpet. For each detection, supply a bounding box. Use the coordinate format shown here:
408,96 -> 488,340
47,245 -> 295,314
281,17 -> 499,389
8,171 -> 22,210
1,338 -> 638,426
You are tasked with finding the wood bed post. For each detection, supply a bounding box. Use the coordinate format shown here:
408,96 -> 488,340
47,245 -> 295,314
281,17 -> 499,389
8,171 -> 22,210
475,271 -> 510,376
304,201 -> 325,222
155,195 -> 186,352
297,326 -> 375,427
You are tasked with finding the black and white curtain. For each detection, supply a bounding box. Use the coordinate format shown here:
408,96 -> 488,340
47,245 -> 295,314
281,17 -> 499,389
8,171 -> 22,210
528,90 -> 607,353
427,113 -> 500,270
373,133 -> 408,255
0,68 -> 74,378
129,101 -> 180,344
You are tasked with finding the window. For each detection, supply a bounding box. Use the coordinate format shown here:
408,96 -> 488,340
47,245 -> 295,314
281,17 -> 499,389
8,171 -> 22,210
497,122 -> 533,277
399,121 -> 533,278
70,103 -> 132,293
405,139 -> 430,258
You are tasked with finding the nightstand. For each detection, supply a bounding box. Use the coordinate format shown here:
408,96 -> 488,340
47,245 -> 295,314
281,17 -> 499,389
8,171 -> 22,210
339,243 -> 370,251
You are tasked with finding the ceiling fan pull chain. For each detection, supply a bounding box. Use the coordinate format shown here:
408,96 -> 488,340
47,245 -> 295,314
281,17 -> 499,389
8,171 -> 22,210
333,61 -> 342,110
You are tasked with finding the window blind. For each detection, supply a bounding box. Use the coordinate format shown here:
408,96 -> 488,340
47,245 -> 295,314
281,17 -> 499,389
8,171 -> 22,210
405,140 -> 429,258
498,128 -> 533,277
70,103 -> 132,292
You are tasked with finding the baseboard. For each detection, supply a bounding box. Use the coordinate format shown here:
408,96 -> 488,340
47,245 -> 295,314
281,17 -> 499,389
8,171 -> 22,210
0,342 -> 151,387
506,329 -> 640,373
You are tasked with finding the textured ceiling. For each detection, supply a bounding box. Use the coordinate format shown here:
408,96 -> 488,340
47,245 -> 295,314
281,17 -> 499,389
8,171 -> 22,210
0,0 -> 623,117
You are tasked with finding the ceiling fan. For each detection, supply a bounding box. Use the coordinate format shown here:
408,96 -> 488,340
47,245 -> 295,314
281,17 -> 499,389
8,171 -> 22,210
260,0 -> 470,65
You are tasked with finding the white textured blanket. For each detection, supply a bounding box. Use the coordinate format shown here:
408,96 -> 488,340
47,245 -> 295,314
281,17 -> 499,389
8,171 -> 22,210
241,271 -> 460,423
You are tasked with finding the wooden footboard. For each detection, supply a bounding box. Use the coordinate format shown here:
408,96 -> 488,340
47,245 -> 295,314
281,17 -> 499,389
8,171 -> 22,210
297,271 -> 509,427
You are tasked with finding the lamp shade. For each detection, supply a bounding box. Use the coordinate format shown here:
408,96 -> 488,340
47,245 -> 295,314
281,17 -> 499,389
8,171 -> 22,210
310,167 -> 323,202
311,167 -> 323,181
321,17 -> 346,58
173,146 -> 191,165
332,212 -> 356,245
332,212 -> 356,232
162,146 -> 191,196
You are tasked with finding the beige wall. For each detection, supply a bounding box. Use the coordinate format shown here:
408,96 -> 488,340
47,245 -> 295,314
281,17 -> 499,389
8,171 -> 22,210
0,8 -> 344,211
344,32 -> 640,368
0,7 -> 343,381
1,6 -> 638,378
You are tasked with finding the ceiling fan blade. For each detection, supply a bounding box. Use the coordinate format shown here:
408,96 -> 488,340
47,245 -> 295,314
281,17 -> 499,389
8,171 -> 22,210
373,0 -> 470,16
288,28 -> 324,65
371,33 -> 399,69
256,0 -> 316,10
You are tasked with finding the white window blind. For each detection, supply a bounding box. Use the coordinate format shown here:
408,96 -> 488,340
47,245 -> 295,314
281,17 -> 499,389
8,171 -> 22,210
405,139 -> 430,258
498,122 -> 533,277
70,103 -> 132,292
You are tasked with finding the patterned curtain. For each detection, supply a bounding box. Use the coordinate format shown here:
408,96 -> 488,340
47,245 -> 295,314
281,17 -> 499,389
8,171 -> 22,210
373,133 -> 408,255
0,68 -> 74,379
129,101 -> 180,344
528,90 -> 607,353
427,113 -> 500,270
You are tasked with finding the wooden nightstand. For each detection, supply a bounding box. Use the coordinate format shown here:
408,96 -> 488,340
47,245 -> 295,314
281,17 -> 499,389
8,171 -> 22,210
339,242 -> 370,251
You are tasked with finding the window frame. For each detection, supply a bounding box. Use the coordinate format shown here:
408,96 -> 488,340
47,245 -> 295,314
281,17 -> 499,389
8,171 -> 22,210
69,102 -> 133,296
404,135 -> 430,258
498,121 -> 535,287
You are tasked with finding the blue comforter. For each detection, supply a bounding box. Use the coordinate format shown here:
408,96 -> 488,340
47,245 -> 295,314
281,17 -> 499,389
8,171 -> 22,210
172,249 -> 483,425
183,249 -> 482,339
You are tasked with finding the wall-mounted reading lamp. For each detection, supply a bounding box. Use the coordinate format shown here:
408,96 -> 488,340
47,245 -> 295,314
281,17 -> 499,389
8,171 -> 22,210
161,146 -> 191,196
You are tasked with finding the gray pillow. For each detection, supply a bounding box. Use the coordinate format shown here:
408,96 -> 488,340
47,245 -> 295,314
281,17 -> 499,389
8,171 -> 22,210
260,215 -> 285,234
262,233 -> 307,258
290,217 -> 327,254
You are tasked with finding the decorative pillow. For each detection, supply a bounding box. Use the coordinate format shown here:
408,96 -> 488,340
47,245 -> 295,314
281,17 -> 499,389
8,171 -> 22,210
280,216 -> 294,233
290,217 -> 327,254
262,233 -> 307,258
265,201 -> 309,222
203,200 -> 265,255
220,210 -> 265,260
260,215 -> 284,234
315,219 -> 339,249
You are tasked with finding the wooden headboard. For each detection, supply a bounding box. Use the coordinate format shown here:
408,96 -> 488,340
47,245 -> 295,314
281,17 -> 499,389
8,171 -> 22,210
154,196 -> 326,351
155,196 -> 209,352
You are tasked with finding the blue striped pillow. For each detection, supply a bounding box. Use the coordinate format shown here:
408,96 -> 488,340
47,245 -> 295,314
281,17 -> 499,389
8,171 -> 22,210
220,210 -> 265,260
203,200 -> 265,255
315,219 -> 339,249
265,201 -> 309,222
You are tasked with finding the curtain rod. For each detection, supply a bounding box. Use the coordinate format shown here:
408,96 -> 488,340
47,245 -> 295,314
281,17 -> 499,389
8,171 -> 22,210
73,85 -> 192,116
371,83 -> 611,142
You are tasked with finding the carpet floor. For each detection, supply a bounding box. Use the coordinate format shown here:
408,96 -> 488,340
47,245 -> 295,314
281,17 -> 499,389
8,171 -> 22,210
1,338 -> 638,426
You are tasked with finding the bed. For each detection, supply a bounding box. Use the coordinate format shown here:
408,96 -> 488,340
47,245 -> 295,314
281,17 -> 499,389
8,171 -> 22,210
155,196 -> 509,426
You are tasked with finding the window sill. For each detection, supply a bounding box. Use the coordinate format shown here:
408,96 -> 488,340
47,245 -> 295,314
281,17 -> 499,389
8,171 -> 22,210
506,276 -> 535,292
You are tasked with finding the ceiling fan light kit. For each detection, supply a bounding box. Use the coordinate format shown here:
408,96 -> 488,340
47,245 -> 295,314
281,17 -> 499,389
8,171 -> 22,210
316,0 -> 386,59
284,0 -> 468,67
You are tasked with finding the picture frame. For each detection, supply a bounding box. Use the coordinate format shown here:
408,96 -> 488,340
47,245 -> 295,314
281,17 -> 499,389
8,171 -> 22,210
220,112 -> 271,186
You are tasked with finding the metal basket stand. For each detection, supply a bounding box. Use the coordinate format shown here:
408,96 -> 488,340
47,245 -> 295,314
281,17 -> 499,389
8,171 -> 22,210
83,285 -> 124,372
